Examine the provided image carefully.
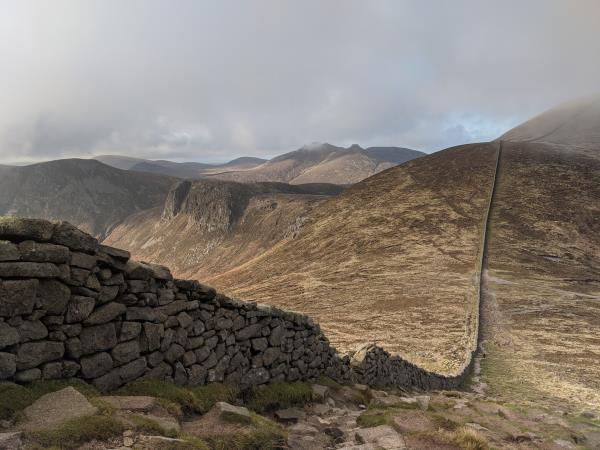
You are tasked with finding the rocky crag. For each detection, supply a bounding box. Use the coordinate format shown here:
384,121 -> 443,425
0,217 -> 471,392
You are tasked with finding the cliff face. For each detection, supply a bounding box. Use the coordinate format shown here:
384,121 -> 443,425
0,217 -> 469,392
104,180 -> 345,281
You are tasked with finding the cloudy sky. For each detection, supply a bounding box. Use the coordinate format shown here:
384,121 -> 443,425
1,0 -> 599,164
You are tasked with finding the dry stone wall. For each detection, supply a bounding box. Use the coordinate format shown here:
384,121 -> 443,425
0,218 -> 469,392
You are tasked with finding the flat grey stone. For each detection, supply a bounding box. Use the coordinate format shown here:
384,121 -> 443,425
18,241 -> 69,263
21,386 -> 98,431
0,217 -> 55,241
0,262 -> 59,278
215,401 -> 251,422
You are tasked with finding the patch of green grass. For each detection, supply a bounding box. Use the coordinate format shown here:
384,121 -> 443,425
0,383 -> 34,421
129,414 -> 179,438
190,383 -> 237,414
357,408 -> 389,427
245,382 -> 312,413
29,415 -> 124,450
350,390 -> 371,406
207,413 -> 287,450
155,436 -> 210,450
116,378 -> 200,413
448,427 -> 489,450
313,376 -> 343,390
158,398 -> 185,420
430,412 -> 462,431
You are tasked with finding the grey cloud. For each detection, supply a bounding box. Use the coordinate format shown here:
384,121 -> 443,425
0,0 -> 599,163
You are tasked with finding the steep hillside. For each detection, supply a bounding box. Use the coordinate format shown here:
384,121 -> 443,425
480,141 -> 600,410
500,95 -> 600,148
0,159 -> 174,238
209,143 -> 499,374
207,143 -> 424,184
104,179 -> 344,280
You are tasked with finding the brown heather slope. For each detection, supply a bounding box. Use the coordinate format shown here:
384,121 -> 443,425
209,143 -> 499,375
104,179 -> 344,281
480,142 -> 600,410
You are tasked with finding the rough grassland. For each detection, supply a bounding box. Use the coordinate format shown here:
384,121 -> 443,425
211,143 -> 498,375
481,142 -> 600,410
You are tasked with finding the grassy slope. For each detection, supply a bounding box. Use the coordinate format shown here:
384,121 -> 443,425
481,141 -> 600,410
211,143 -> 498,374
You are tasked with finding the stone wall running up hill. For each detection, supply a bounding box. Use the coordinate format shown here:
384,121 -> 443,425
0,218 -> 470,391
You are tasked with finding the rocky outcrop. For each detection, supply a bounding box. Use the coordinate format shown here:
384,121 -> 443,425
0,217 -> 470,391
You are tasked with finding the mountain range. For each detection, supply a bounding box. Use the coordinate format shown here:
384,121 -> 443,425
95,144 -> 424,184
1,97 -> 598,411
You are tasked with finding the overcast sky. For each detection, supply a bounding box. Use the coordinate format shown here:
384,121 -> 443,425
1,0 -> 599,164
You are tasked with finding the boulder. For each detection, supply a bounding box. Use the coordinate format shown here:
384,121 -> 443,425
51,221 -> 98,253
0,217 -> 55,241
21,387 -> 98,431
0,279 -> 38,317
0,262 -> 59,278
355,425 -> 406,449
101,395 -> 158,412
16,341 -> 64,370
215,401 -> 251,422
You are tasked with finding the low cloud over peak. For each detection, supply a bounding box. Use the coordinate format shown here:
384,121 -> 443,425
1,0 -> 599,163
